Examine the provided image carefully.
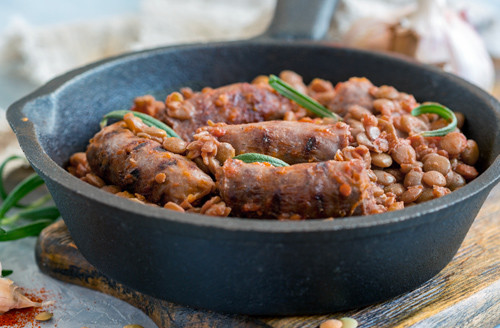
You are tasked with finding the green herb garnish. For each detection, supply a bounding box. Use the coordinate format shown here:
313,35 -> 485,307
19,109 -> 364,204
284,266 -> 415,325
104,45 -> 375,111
1,269 -> 13,277
233,153 -> 290,167
0,173 -> 45,217
0,219 -> 54,241
268,74 -> 342,121
411,103 -> 457,137
0,206 -> 60,225
100,110 -> 181,139
0,155 -> 26,204
0,157 -> 60,243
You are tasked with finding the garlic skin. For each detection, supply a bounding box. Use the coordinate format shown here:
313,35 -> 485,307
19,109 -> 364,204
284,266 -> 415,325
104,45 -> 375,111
0,263 -> 42,314
342,18 -> 394,52
441,8 -> 494,91
341,4 -> 413,52
406,0 -> 494,91
342,0 -> 495,91
405,0 -> 450,66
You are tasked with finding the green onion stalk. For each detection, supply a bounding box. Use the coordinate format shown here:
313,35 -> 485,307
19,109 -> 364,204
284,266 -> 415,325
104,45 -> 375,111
0,156 -> 60,242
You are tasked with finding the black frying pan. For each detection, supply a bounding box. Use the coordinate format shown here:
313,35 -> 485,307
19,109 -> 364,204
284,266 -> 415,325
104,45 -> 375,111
7,0 -> 500,315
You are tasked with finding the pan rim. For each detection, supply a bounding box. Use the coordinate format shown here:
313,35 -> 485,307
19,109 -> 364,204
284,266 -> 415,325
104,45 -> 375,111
7,40 -> 500,234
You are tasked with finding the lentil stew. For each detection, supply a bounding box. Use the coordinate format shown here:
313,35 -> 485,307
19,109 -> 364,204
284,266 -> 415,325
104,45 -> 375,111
67,70 -> 479,220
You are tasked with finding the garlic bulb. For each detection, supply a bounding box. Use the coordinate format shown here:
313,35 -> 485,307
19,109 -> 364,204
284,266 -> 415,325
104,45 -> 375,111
0,262 -> 42,314
342,0 -> 495,91
342,18 -> 395,52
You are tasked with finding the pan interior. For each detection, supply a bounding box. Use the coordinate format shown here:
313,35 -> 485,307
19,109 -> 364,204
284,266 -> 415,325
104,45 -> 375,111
18,41 -> 500,229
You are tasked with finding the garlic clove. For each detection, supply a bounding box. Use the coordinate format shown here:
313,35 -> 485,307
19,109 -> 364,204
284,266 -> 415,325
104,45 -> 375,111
408,0 -> 494,90
0,277 -> 42,314
443,10 -> 494,91
342,0 -> 495,91
342,18 -> 394,52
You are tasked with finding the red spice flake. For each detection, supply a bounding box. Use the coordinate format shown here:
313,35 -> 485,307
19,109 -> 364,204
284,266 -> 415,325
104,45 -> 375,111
0,288 -> 56,328
154,173 -> 166,184
209,127 -> 226,138
339,183 -> 352,197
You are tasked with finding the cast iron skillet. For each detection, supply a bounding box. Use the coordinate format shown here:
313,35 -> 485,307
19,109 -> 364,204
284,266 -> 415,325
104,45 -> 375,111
7,0 -> 500,315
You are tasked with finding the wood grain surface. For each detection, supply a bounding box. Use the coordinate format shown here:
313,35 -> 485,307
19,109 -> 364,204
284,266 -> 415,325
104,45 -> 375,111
35,185 -> 500,328
35,221 -> 270,328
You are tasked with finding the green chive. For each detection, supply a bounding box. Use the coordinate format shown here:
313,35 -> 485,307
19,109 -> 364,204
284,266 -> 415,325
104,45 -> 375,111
233,153 -> 289,167
0,219 -> 53,241
1,269 -> 13,277
0,155 -> 26,202
0,157 -> 57,242
18,206 -> 60,220
268,74 -> 342,121
100,110 -> 181,139
0,206 -> 60,226
26,194 -> 52,209
0,173 -> 45,217
411,103 -> 457,137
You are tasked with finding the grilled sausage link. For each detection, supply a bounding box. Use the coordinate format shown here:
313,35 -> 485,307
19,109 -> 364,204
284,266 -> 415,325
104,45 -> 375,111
86,122 -> 215,206
156,83 -> 298,141
216,159 -> 375,220
200,120 -> 352,164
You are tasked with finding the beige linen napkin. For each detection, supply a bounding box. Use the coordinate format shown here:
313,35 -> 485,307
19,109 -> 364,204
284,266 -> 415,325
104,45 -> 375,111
0,0 -> 275,172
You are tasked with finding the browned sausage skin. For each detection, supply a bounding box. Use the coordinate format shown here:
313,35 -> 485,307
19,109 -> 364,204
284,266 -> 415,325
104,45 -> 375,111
198,120 -> 352,165
155,82 -> 299,141
86,122 -> 215,206
216,159 -> 376,220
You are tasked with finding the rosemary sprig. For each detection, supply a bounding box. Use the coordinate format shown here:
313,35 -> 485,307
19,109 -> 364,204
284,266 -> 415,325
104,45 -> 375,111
268,74 -> 342,121
411,103 -> 457,137
233,153 -> 289,167
100,110 -> 181,139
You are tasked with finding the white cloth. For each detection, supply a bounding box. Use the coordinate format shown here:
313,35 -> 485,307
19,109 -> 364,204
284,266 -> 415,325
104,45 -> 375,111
0,0 -> 275,85
1,0 -> 498,85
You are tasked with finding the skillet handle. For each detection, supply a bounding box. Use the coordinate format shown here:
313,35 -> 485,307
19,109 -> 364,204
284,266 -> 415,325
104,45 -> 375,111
259,0 -> 338,41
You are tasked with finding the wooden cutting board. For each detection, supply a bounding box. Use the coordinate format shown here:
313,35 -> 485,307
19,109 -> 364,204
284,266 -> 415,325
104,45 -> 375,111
35,185 -> 500,328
